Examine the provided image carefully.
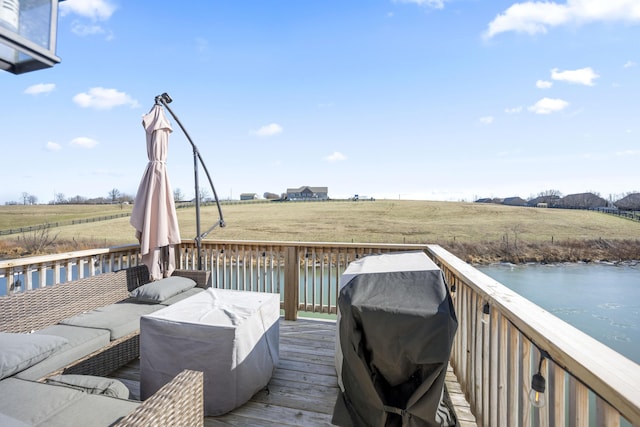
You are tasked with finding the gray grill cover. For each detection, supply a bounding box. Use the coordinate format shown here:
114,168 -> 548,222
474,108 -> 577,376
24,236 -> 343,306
333,252 -> 457,427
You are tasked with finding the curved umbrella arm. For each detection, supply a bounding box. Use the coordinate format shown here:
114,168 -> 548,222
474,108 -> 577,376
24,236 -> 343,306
155,93 -> 226,234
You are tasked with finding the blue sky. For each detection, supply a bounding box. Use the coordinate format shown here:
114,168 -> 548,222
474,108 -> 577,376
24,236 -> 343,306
2,0 -> 639,204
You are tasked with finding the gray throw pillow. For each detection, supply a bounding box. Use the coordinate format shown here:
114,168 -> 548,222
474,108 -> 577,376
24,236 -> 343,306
0,332 -> 68,380
129,276 -> 196,303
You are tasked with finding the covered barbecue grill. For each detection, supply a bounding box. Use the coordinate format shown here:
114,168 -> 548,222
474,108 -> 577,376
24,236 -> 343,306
333,251 -> 458,427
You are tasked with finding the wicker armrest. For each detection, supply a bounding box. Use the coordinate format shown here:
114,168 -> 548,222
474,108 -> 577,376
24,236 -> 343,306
172,269 -> 211,288
114,369 -> 204,427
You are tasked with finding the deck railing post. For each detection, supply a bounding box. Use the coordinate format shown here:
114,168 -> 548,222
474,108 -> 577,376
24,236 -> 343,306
284,245 -> 299,320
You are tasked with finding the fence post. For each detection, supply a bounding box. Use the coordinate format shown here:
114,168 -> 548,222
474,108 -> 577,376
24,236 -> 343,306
284,245 -> 299,320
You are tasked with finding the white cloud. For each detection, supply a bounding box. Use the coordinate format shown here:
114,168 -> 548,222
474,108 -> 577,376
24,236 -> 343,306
551,67 -> 599,86
70,137 -> 99,148
485,0 -> 640,38
528,97 -> 569,114
59,0 -> 116,20
46,141 -> 62,151
624,60 -> 637,68
615,149 -> 640,156
536,80 -> 553,89
504,106 -> 523,114
73,87 -> 139,110
70,22 -> 106,37
324,151 -> 347,162
24,83 -> 55,95
393,0 -> 448,9
480,116 -> 494,125
251,123 -> 283,137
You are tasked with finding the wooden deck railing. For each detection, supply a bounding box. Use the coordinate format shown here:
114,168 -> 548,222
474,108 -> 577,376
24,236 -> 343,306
1,240 -> 638,425
0,244 -> 141,293
428,244 -> 640,427
176,239 -> 431,319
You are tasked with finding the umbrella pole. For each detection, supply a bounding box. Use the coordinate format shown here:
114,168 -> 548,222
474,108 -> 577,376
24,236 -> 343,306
155,93 -> 225,271
193,146 -> 202,270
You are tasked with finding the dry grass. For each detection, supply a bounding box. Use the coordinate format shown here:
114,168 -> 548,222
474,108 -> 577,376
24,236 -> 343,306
1,200 -> 639,262
0,204 -> 132,229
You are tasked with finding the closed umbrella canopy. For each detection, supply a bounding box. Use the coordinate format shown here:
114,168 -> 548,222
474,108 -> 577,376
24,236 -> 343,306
130,104 -> 181,281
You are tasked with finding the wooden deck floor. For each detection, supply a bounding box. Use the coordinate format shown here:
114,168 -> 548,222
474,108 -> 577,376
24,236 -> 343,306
110,317 -> 476,426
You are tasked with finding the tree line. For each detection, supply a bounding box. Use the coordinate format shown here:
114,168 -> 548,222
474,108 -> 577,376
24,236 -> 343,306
5,187 -> 212,206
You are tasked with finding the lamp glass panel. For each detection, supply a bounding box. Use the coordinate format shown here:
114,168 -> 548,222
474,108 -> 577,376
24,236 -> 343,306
20,0 -> 53,49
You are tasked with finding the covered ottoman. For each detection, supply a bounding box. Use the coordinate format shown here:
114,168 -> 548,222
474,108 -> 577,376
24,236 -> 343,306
140,288 -> 279,416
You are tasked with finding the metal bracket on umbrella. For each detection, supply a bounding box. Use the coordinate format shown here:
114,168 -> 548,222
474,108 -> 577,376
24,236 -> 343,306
154,93 -> 225,270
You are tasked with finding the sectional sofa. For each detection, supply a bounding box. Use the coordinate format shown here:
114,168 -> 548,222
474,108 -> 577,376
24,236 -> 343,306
0,265 -> 209,426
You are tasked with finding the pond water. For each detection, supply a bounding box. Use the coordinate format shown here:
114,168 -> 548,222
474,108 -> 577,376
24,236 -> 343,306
477,262 -> 640,364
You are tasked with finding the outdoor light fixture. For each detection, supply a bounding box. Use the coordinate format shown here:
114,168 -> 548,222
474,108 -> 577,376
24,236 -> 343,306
481,302 -> 490,324
0,0 -> 64,74
529,350 -> 548,408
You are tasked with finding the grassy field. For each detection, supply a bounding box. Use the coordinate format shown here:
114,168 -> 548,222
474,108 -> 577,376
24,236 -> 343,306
1,200 -> 639,263
0,204 -> 133,229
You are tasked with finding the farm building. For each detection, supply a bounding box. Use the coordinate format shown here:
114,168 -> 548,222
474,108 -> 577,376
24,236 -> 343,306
240,193 -> 258,201
527,195 -> 561,207
555,192 -> 608,209
503,196 -> 527,206
615,193 -> 640,211
286,186 -> 328,200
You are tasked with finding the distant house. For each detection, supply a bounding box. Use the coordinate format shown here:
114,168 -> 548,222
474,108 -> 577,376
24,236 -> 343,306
240,193 -> 258,201
527,195 -> 561,207
615,193 -> 640,211
286,186 -> 328,201
475,197 -> 503,204
503,197 -> 527,206
556,192 -> 608,209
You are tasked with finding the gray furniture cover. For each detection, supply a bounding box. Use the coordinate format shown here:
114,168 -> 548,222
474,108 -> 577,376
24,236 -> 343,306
333,251 -> 458,427
140,288 -> 280,416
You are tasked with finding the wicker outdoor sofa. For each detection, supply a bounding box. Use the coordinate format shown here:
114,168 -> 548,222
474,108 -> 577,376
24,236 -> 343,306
0,265 -> 209,426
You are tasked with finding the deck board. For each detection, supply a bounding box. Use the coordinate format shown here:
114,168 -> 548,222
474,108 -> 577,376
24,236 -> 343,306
109,317 -> 476,426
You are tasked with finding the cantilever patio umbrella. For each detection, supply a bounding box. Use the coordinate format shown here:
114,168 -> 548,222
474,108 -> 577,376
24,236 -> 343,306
130,103 -> 181,281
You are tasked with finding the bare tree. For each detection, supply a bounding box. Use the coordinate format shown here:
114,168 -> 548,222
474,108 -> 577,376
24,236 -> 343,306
21,192 -> 29,205
55,193 -> 66,204
28,194 -> 38,205
119,193 -> 134,204
537,189 -> 562,198
108,188 -> 121,203
173,188 -> 184,202
21,223 -> 59,254
198,188 -> 210,203
68,195 -> 87,204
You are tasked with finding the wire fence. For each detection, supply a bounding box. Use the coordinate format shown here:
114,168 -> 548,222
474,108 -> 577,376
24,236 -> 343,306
590,207 -> 640,222
0,213 -> 131,236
